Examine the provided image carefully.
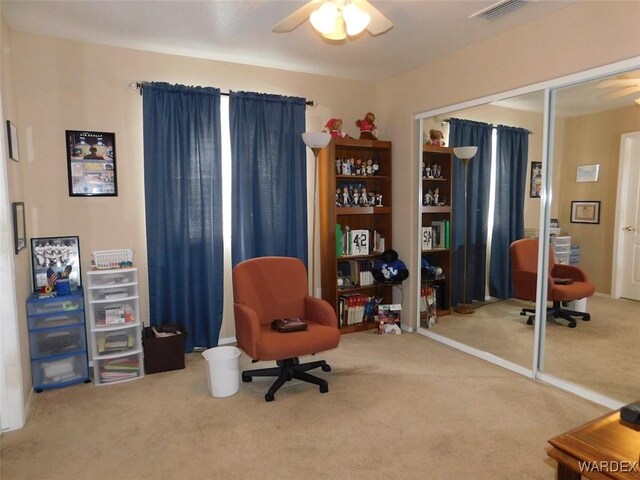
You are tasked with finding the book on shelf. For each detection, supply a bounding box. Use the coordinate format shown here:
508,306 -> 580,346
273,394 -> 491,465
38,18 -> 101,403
419,286 -> 438,327
431,221 -> 445,248
337,294 -> 381,327
337,226 -> 386,256
444,220 -> 450,249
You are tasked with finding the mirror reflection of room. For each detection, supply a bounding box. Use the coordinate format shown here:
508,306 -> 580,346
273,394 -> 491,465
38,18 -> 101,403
542,69 -> 640,403
419,68 -> 640,404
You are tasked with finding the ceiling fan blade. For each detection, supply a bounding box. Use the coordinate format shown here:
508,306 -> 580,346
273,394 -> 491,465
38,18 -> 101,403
596,78 -> 640,88
272,0 -> 323,33
598,85 -> 640,100
356,0 -> 394,35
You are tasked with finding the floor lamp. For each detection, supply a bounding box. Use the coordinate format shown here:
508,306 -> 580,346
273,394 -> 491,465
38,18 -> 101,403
302,132 -> 331,297
452,146 -> 478,315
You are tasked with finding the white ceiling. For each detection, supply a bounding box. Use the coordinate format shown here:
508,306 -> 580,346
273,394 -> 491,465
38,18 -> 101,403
0,0 -> 580,82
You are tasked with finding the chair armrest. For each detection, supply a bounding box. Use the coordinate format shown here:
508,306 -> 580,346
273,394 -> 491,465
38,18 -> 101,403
552,264 -> 588,282
233,303 -> 262,359
304,296 -> 338,328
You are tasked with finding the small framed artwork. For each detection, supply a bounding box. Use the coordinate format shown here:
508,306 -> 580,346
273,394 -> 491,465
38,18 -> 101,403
66,130 -> 117,197
6,121 -> 19,161
570,201 -> 601,225
12,202 -> 26,254
529,161 -> 542,198
31,236 -> 82,291
576,164 -> 600,183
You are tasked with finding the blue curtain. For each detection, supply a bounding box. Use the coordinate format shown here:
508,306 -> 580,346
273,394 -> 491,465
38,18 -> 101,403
143,82 -> 223,351
489,125 -> 529,298
229,92 -> 307,266
449,118 -> 493,306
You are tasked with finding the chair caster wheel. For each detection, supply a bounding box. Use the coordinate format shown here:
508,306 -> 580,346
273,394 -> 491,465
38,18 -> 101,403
265,392 -> 275,402
568,322 -> 577,328
583,314 -> 591,321
320,382 -> 328,394
242,374 -> 252,383
526,317 -> 534,325
321,364 -> 331,372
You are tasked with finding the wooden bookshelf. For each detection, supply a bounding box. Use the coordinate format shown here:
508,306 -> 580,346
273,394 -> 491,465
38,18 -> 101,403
318,137 -> 394,333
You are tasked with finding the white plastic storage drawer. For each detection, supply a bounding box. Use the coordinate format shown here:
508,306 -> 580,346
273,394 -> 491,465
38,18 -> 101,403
92,301 -> 139,327
95,353 -> 142,384
94,327 -> 138,357
552,236 -> 571,247
32,353 -> 89,386
553,244 -> 571,255
87,283 -> 138,303
27,297 -> 83,316
29,325 -> 87,358
88,270 -> 138,288
555,252 -> 570,265
28,310 -> 85,330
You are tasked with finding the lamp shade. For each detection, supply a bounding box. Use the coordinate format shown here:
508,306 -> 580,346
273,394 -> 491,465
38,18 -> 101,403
453,146 -> 478,160
302,132 -> 331,149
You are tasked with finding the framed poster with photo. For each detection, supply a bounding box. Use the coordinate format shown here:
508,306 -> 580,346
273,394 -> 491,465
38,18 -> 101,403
529,161 -> 542,198
570,201 -> 601,225
66,130 -> 117,197
31,236 -> 82,291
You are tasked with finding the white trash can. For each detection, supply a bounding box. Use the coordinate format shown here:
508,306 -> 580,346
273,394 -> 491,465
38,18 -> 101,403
202,346 -> 241,398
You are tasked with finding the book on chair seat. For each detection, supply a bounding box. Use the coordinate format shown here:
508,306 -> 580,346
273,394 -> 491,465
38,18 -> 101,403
271,317 -> 308,333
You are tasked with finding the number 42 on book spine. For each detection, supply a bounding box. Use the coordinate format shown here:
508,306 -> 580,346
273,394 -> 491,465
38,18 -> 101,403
349,229 -> 369,255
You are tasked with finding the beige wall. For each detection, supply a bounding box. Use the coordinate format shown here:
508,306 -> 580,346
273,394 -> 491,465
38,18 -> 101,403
376,1 -> 640,329
557,105 -> 640,294
1,16 -> 32,410
3,26 -> 374,401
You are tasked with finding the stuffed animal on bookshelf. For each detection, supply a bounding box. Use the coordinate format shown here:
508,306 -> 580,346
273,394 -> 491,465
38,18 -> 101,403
355,112 -> 378,140
372,249 -> 409,284
323,118 -> 349,138
426,129 -> 445,146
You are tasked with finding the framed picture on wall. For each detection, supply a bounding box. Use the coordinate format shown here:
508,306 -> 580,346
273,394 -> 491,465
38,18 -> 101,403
576,164 -> 600,182
6,121 -> 19,161
66,130 -> 117,197
12,202 -> 26,254
30,236 -> 82,291
570,201 -> 601,225
529,161 -> 542,198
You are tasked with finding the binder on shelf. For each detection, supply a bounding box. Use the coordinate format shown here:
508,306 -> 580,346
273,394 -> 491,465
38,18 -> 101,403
336,224 -> 342,256
444,220 -> 450,249
431,221 -> 445,248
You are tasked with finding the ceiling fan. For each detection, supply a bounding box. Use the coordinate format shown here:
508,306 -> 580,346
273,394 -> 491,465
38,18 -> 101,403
596,76 -> 640,106
272,0 -> 393,41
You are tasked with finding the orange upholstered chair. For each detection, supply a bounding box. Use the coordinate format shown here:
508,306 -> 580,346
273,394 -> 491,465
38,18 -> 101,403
510,238 -> 595,328
232,256 -> 340,401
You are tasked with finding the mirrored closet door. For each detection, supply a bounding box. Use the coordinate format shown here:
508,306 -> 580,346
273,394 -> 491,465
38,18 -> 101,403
540,68 -> 640,404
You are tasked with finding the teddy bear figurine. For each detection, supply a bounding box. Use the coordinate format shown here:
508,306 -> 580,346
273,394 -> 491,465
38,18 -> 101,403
426,129 -> 445,146
355,112 -> 378,140
323,118 -> 349,139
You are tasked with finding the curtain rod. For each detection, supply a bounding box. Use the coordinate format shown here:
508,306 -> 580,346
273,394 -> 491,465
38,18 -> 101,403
441,118 -> 533,134
130,81 -> 315,107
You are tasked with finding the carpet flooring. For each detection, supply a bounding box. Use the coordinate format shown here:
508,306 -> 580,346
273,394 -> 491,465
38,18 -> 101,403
1,332 -> 609,480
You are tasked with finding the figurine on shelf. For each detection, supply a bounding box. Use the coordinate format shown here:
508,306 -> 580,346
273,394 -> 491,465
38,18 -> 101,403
372,158 -> 380,175
433,188 -> 440,206
423,189 -> 433,206
342,158 -> 351,175
376,193 -> 383,207
366,158 -> 374,176
336,188 -> 342,206
426,129 -> 445,146
341,186 -> 351,206
335,157 -> 342,175
352,187 -> 360,206
355,112 -> 378,140
433,163 -> 442,178
324,118 -> 349,139
425,164 -> 432,178
355,158 -> 364,175
360,187 -> 370,206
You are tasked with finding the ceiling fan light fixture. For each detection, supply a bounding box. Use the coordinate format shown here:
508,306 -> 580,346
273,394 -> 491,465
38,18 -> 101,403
343,3 -> 370,36
310,2 -> 339,34
322,14 -> 347,40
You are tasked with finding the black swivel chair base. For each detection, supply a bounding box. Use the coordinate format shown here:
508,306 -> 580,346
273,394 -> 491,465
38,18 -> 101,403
242,357 -> 331,402
521,300 -> 591,328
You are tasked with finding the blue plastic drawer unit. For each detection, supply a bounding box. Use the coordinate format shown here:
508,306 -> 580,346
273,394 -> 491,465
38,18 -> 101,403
26,287 -> 90,392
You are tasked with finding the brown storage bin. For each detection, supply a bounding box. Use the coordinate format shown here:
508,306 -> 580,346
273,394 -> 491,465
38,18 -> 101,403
142,324 -> 186,374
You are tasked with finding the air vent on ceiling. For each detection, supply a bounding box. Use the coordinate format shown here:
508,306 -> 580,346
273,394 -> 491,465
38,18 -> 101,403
469,0 -> 528,20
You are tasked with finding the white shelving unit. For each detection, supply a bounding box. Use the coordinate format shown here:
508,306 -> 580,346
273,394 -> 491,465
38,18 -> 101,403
86,268 -> 144,385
